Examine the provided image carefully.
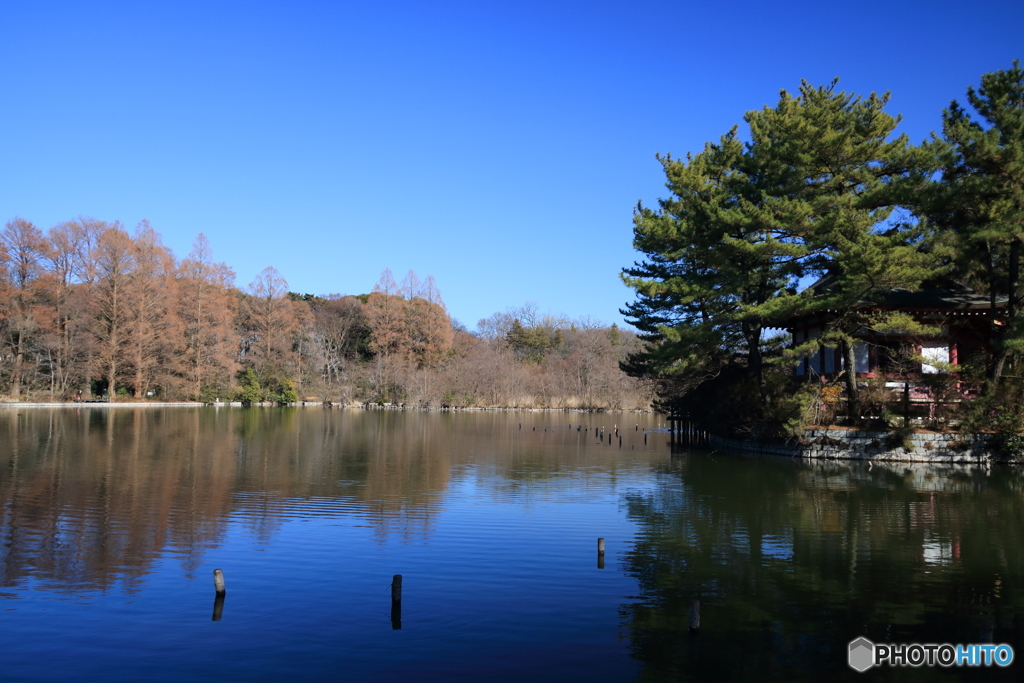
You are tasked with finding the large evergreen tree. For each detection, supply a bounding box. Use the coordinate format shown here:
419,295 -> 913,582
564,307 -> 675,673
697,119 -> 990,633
746,80 -> 940,415
622,130 -> 805,410
623,79 -> 940,423
933,62 -> 1024,389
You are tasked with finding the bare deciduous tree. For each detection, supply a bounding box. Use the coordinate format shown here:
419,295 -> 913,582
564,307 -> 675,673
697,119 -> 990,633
178,234 -> 239,399
91,225 -> 135,397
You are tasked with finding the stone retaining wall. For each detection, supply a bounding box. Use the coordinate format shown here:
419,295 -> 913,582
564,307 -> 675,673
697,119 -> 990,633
709,429 -> 1018,464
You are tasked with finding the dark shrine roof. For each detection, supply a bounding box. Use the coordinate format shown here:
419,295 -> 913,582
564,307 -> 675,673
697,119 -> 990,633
805,274 -> 1005,312
869,288 -> 998,311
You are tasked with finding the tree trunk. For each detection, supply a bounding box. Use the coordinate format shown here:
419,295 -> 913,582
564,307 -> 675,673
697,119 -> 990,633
987,238 -> 1020,395
10,333 -> 23,399
843,340 -> 860,422
742,322 -> 766,407
107,358 -> 117,401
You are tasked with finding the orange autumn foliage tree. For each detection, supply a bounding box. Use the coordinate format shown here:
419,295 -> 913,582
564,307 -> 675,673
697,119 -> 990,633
126,222 -> 183,398
0,216 -> 652,408
0,218 -> 52,398
90,224 -> 136,397
177,234 -> 238,400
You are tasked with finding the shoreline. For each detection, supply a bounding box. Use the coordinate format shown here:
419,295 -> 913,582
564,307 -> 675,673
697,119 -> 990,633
709,429 -> 1017,465
0,401 -> 653,413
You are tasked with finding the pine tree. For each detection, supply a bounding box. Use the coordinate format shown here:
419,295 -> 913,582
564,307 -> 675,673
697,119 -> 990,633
935,62 -> 1024,388
622,79 -> 940,421
621,129 -> 808,410
746,80 -> 940,415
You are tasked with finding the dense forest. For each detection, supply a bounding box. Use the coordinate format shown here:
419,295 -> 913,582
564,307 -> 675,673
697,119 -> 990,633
0,220 -> 652,409
622,62 -> 1023,436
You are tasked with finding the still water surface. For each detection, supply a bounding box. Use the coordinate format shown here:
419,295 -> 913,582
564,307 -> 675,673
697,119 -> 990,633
1,408 -> 1022,681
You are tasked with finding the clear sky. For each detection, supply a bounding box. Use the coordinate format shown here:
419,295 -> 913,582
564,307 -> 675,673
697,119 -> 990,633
1,0 -> 1021,330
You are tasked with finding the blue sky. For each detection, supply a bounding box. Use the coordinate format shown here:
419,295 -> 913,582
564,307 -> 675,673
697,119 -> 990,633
1,0 -> 1021,330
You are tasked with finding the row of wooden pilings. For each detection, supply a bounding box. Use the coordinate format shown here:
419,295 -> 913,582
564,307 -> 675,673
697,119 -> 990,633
517,421 -> 708,451
668,418 -> 710,449
209,547 -> 701,632
318,402 -> 518,412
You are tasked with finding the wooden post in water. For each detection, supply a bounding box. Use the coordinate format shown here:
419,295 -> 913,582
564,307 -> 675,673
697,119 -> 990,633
391,574 -> 403,630
212,593 -> 225,621
689,599 -> 700,632
211,568 -> 226,620
597,538 -> 605,569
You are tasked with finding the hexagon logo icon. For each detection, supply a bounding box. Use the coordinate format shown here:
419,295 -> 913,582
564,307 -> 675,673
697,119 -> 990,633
848,637 -> 875,672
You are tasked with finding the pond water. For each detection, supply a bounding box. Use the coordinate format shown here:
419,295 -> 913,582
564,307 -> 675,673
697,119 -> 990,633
0,407 -> 1021,682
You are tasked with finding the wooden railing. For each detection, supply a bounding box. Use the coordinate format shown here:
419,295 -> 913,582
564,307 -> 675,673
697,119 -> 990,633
815,377 -> 983,429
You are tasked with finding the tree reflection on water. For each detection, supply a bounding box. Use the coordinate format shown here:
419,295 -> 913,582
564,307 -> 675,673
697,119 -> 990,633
621,455 -> 1024,681
0,407 -> 454,591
